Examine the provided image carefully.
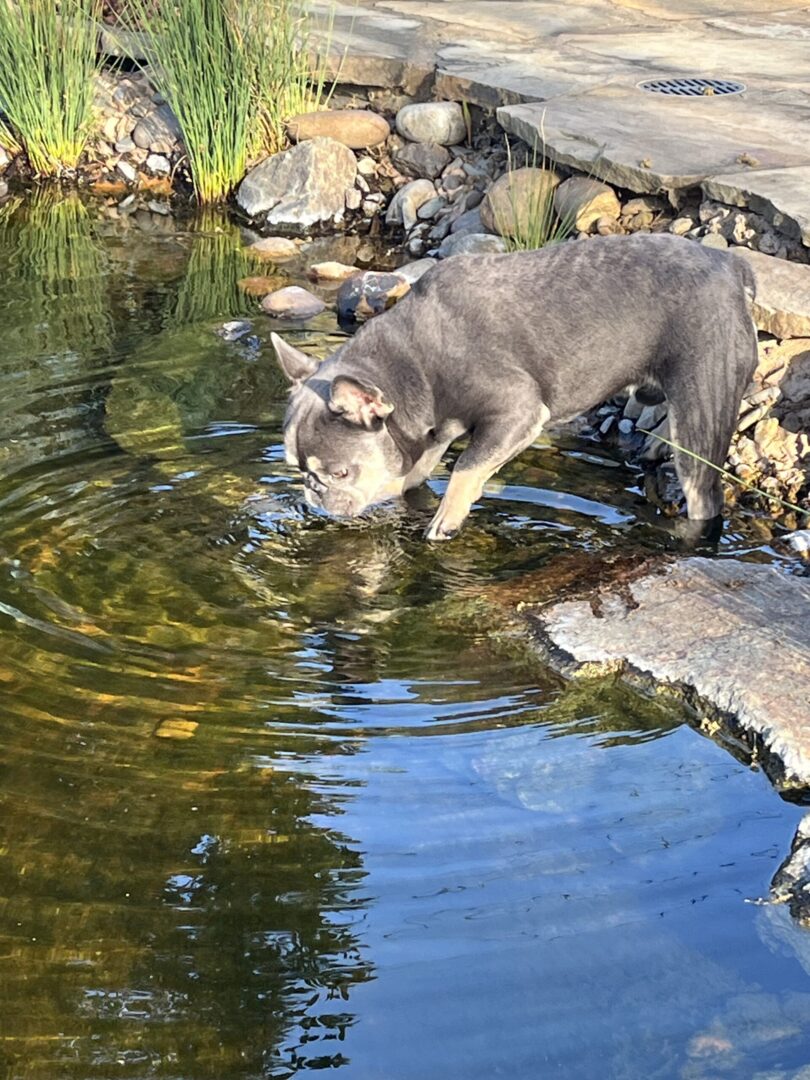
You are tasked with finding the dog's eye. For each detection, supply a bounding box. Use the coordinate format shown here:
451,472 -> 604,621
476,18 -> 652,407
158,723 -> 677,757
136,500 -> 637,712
331,468 -> 349,480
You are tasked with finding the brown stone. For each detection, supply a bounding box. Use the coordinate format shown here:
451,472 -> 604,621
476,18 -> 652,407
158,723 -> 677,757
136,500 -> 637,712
480,167 -> 562,238
553,177 -> 620,232
238,275 -> 287,297
261,286 -> 326,319
308,261 -> 361,282
287,109 -> 390,149
247,236 -> 300,261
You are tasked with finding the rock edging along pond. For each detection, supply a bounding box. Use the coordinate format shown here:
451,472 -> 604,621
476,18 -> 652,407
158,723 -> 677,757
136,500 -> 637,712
521,555 -> 810,798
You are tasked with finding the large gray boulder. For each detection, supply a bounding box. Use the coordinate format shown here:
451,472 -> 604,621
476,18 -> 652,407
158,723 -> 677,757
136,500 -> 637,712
237,138 -> 357,230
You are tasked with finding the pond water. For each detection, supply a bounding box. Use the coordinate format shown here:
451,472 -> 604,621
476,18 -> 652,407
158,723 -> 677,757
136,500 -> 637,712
1,192 -> 810,1080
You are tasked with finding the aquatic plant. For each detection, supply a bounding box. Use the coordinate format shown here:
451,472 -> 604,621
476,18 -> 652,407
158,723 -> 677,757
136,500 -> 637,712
0,0 -> 102,175
127,0 -> 335,203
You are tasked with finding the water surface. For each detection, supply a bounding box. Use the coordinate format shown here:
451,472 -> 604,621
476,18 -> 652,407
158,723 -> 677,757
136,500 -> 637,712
0,194 -> 808,1080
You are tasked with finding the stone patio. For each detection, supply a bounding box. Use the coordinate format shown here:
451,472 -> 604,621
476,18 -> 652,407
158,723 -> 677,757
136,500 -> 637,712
316,0 -> 810,221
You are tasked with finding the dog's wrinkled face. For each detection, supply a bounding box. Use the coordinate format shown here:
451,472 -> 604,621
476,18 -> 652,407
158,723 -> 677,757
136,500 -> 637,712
272,333 -> 410,517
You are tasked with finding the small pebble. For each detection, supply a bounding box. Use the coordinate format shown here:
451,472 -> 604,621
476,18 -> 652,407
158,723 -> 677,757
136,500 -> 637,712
786,529 -> 810,555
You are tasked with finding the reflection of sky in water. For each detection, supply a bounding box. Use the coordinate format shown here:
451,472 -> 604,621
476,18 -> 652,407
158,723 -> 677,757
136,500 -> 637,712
0,200 -> 807,1079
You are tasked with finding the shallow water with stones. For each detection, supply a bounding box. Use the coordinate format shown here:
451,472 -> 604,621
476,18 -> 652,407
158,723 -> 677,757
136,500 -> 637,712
1,193 -> 809,1080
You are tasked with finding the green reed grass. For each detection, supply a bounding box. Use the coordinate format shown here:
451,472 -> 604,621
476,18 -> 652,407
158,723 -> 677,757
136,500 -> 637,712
127,0 -> 336,203
502,137 -> 577,253
236,0 -> 337,160
0,0 -> 102,175
126,0 -> 253,204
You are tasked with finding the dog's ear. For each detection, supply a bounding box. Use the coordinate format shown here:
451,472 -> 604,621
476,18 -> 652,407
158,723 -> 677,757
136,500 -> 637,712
271,332 -> 321,383
329,375 -> 394,429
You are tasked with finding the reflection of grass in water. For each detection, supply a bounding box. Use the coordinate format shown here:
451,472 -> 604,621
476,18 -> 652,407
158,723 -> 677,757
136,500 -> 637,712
0,189 -> 112,360
170,212 -> 256,326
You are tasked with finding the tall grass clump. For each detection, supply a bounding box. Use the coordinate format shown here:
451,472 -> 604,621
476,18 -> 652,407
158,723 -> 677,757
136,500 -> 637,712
0,0 -> 102,175
127,0 -> 335,203
237,0 -> 336,159
127,0 -> 253,204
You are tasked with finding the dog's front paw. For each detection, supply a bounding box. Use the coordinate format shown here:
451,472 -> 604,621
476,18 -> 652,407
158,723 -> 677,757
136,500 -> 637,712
425,510 -> 461,542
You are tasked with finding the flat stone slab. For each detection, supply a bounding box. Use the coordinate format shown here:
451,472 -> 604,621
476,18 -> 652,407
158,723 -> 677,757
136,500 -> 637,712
527,557 -> 810,794
497,87 -> 810,194
704,166 -> 810,246
731,248 -> 810,338
314,0 -> 810,242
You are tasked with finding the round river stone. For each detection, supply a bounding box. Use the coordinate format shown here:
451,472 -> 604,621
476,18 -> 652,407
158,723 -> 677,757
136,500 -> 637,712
286,109 -> 390,149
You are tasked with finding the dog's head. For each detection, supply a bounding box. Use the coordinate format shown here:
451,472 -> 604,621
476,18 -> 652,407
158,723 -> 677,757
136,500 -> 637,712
272,333 -> 411,517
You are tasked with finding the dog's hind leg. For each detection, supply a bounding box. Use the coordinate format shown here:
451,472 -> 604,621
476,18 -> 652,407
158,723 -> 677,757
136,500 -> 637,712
665,321 -> 757,538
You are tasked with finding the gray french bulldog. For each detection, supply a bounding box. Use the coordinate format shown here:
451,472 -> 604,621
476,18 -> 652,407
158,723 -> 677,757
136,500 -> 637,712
271,233 -> 757,541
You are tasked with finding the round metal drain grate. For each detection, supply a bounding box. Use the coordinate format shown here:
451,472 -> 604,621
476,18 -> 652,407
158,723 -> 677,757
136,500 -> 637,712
638,77 -> 746,97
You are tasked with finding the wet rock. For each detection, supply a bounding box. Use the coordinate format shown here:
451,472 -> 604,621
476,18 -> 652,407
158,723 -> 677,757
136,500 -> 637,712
528,556 -> 810,795
261,286 -> 326,319
393,141 -> 452,180
553,177 -> 620,232
385,178 -> 436,232
481,167 -> 562,238
308,261 -> 360,282
437,231 -> 507,258
286,108 -> 389,149
115,136 -> 136,154
237,138 -> 357,229
396,102 -> 466,146
146,153 -> 171,175
215,320 -> 253,342
246,236 -> 299,261
132,105 -> 182,153
154,718 -> 199,740
336,271 -> 409,322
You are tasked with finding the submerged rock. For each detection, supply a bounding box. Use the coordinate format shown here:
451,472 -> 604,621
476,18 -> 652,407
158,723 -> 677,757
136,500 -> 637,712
237,138 -> 357,230
246,236 -> 299,261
